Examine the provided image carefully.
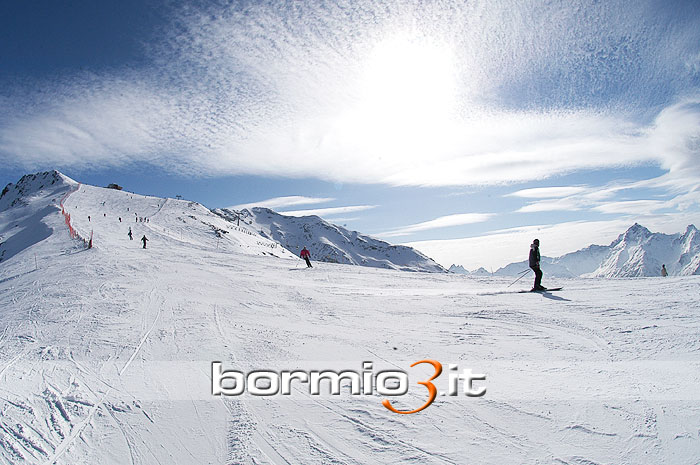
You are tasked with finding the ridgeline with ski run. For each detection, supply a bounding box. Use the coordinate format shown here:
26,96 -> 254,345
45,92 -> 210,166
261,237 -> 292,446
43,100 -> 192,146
1,171 -> 699,465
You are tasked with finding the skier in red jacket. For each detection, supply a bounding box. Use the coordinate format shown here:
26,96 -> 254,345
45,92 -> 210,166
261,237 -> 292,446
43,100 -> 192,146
300,247 -> 312,268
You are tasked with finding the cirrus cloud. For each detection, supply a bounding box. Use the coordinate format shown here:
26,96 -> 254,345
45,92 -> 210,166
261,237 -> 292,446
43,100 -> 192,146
0,0 -> 699,192
279,205 -> 377,218
379,213 -> 495,238
229,195 -> 334,211
507,186 -> 588,199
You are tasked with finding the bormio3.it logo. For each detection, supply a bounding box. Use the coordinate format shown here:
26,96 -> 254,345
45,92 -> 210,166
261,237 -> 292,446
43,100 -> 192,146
212,360 -> 486,414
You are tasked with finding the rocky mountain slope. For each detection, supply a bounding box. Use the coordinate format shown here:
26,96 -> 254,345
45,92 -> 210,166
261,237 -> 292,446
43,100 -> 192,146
215,207 -> 446,273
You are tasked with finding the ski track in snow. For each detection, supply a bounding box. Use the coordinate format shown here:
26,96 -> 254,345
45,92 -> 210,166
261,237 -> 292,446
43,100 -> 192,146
0,176 -> 699,464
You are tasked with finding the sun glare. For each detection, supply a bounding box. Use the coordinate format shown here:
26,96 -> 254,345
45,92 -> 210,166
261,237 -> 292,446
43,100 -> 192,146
361,35 -> 457,124
335,34 -> 459,159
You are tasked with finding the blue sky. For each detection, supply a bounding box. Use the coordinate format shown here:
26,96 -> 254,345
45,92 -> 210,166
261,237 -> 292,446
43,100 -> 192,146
2,0 -> 699,269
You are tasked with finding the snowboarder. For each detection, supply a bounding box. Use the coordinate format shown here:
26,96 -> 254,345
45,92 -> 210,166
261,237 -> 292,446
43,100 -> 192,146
119,217 -> 122,222
141,235 -> 148,249
529,239 -> 545,291
300,247 -> 312,268
88,215 -> 91,222
128,228 -> 133,240
661,264 -> 668,277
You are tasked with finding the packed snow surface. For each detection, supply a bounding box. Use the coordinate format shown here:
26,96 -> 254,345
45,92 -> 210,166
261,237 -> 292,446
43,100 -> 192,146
1,172 -> 700,464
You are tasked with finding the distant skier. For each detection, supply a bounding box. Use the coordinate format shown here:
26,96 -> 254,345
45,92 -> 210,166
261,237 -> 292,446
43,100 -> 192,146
128,228 -> 133,240
529,239 -> 545,291
119,217 -> 122,222
88,215 -> 91,222
141,235 -> 148,249
300,247 -> 312,268
661,264 -> 668,277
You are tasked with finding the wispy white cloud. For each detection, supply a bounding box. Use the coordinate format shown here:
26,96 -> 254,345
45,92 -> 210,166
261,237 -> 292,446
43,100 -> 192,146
0,1 -> 698,193
593,200 -> 668,215
592,189 -> 700,215
516,197 -> 587,213
320,217 -> 360,224
230,195 -> 334,211
507,186 -> 588,199
379,213 -> 494,238
513,173 -> 700,215
279,205 -> 376,217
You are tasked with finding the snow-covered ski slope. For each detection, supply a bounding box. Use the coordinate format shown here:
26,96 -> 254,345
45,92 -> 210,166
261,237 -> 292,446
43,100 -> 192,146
1,172 -> 700,464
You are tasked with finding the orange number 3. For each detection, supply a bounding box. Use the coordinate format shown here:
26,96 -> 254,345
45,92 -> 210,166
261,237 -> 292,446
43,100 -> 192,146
382,359 -> 443,414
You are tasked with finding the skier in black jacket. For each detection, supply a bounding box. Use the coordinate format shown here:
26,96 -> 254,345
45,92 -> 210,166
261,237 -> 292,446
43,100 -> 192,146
529,239 -> 545,291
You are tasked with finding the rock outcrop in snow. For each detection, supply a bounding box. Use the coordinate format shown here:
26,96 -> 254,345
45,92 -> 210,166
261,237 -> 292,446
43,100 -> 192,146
0,170 -> 76,211
492,223 -> 700,277
215,207 -> 446,273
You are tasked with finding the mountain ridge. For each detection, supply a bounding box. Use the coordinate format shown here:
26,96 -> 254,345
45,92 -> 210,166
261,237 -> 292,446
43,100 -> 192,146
1,170 -> 447,273
483,223 -> 700,278
215,207 -> 446,273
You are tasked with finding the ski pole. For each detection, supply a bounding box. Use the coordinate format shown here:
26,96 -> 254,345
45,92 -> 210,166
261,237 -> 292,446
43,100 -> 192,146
507,269 -> 531,288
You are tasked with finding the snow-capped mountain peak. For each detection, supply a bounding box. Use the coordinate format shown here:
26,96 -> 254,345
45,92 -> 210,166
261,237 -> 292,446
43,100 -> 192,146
493,223 -> 700,278
0,170 -> 76,211
448,264 -> 491,276
615,222 -> 652,245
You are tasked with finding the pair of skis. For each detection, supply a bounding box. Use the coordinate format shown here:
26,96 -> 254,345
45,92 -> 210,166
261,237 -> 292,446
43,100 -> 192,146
507,269 -> 563,293
518,287 -> 563,293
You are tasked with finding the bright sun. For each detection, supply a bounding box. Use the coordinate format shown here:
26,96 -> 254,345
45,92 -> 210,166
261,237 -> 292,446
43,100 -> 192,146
360,34 -> 457,127
333,34 -> 460,159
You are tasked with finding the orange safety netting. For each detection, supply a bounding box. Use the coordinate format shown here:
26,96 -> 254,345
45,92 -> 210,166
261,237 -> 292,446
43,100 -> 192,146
59,184 -> 91,248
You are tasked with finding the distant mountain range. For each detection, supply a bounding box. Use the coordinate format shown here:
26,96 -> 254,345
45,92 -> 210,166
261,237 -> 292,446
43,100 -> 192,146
452,223 -> 700,278
7,172 -> 693,278
215,207 -> 446,273
448,264 -> 491,276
